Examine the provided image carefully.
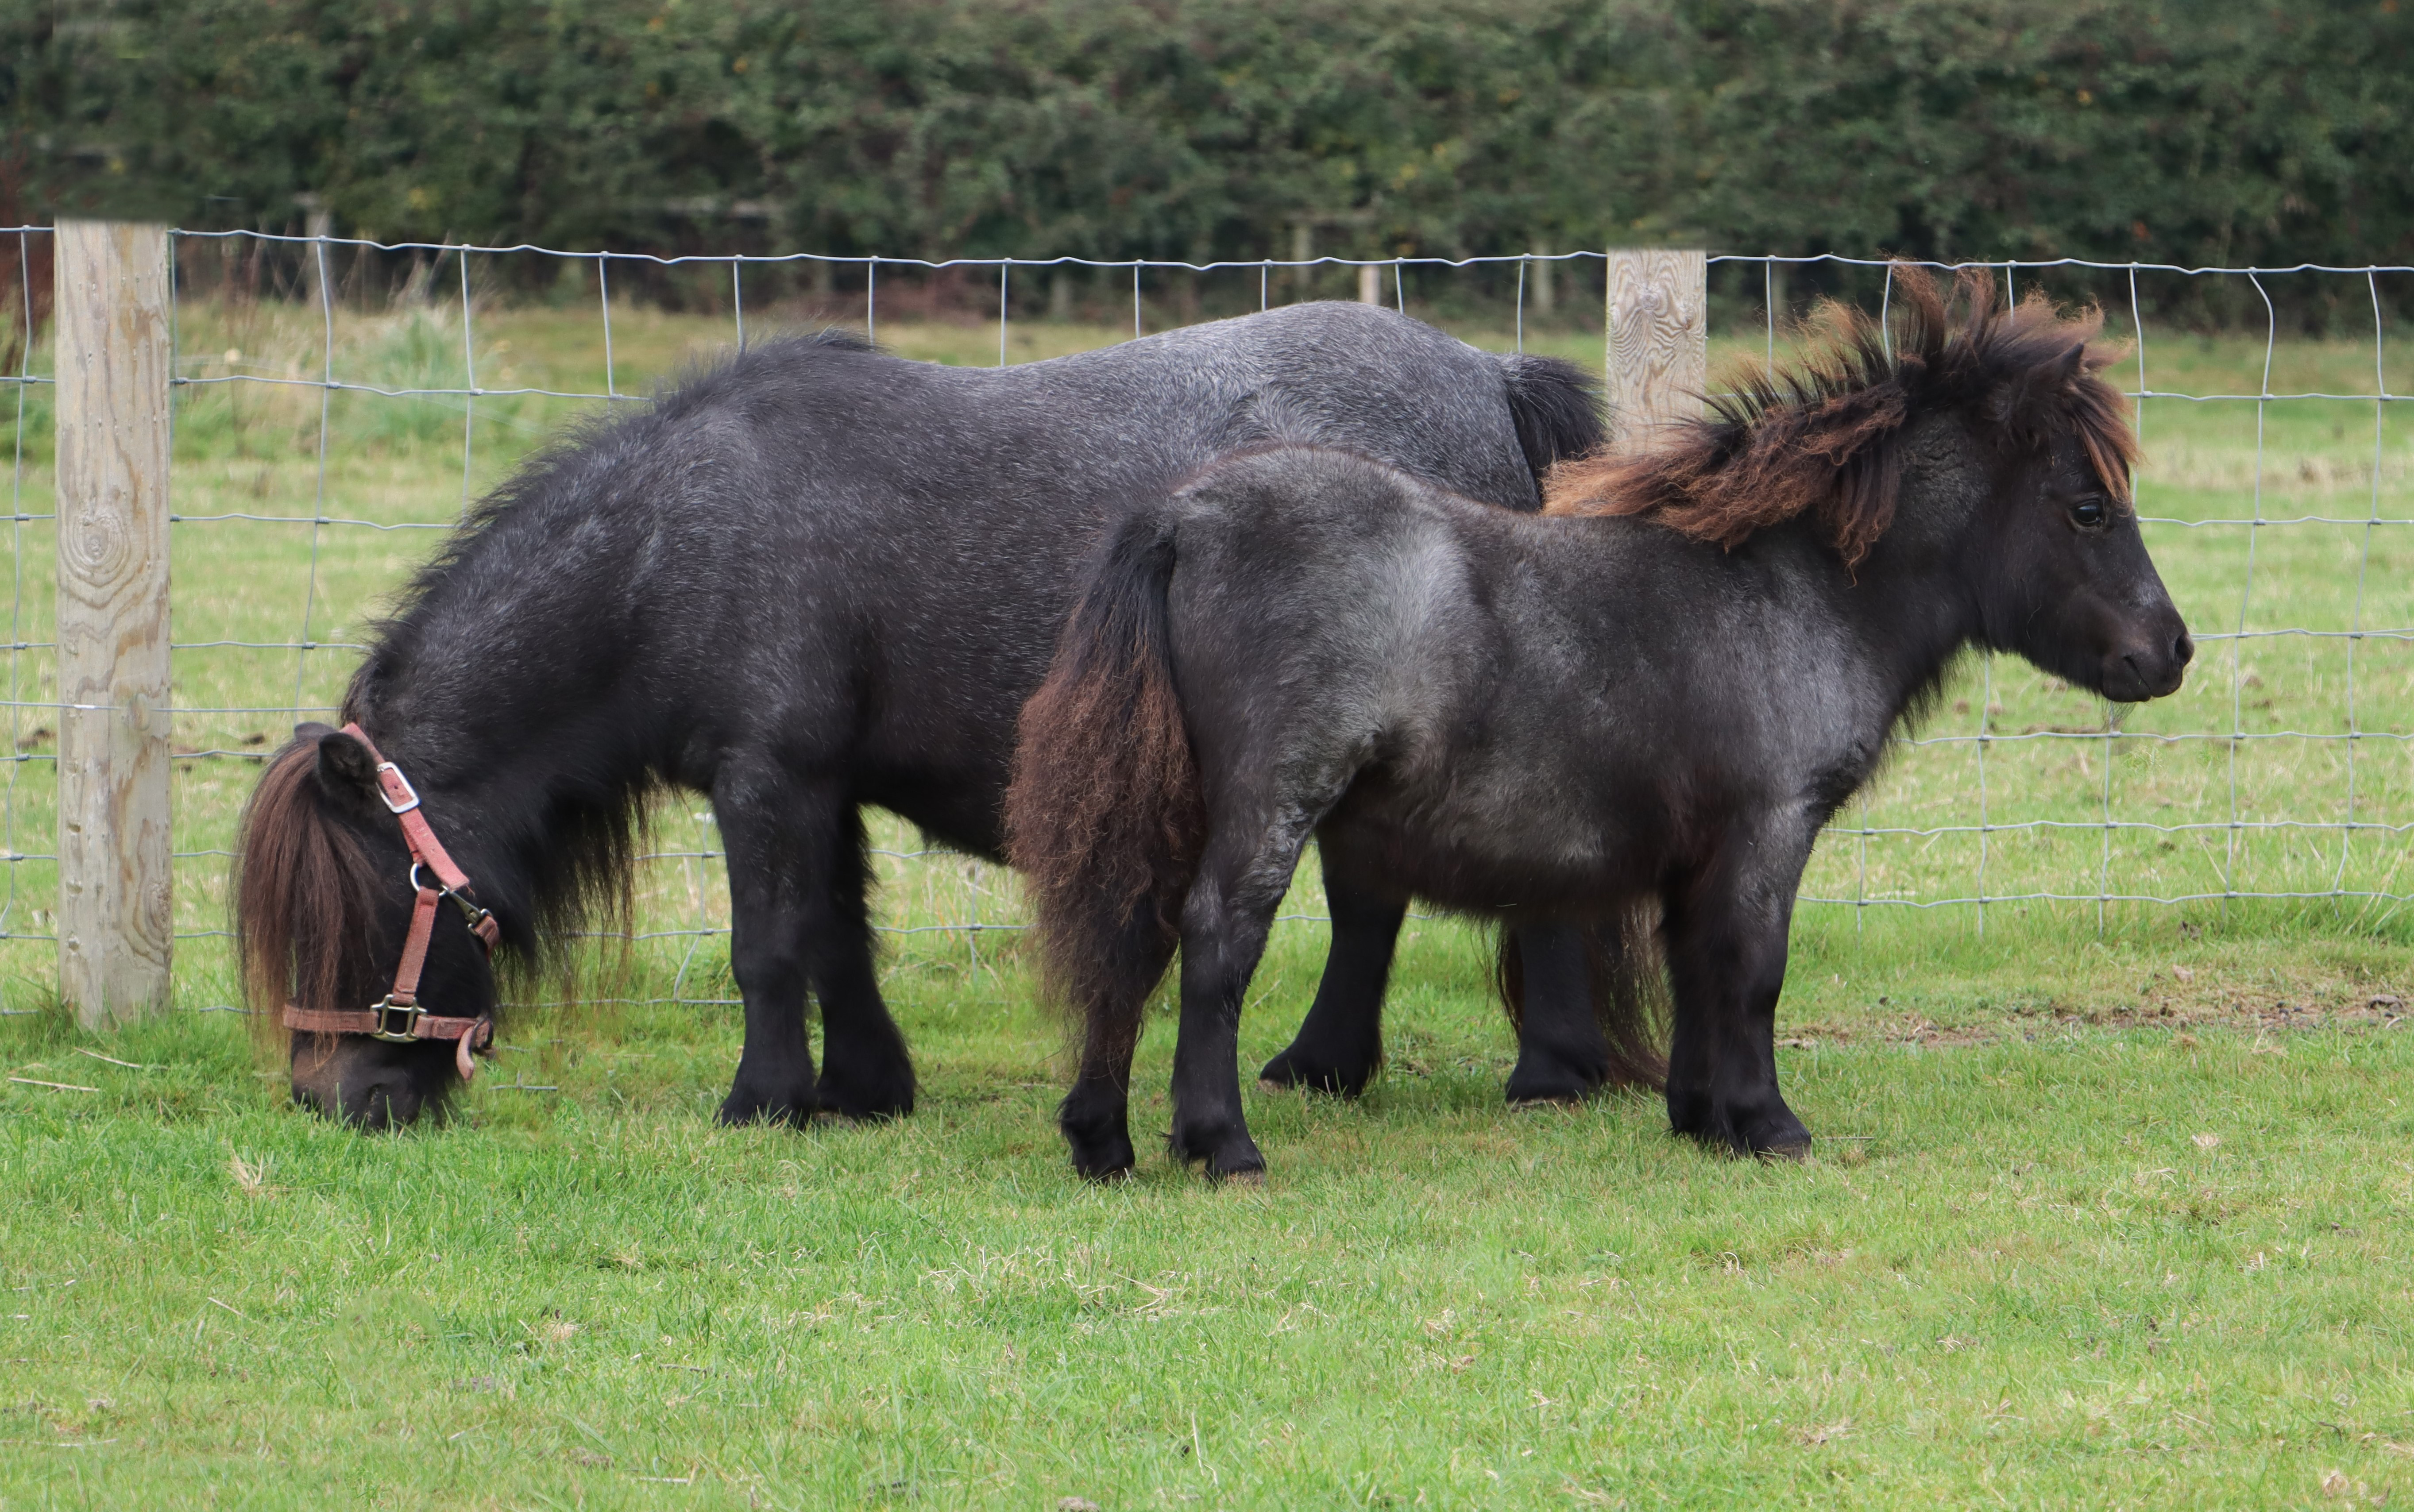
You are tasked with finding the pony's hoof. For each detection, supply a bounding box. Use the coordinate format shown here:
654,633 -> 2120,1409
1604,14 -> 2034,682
1065,1126 -> 1138,1183
815,1044 -> 917,1121
717,1090 -> 816,1128
1069,1152 -> 1136,1182
1504,1061 -> 1606,1106
1669,1090 -> 1811,1160
815,1076 -> 914,1122
1172,1122 -> 1266,1180
1256,1050 -> 1372,1098
1507,1093 -> 1583,1112
1740,1107 -> 1814,1159
1201,1141 -> 1267,1184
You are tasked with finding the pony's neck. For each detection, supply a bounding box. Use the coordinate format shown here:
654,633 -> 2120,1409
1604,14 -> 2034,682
1827,520 -> 1988,735
347,658 -> 662,947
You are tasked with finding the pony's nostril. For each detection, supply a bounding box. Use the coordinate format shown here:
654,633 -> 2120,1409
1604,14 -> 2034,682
2173,631 -> 2195,666
340,1076 -> 417,1130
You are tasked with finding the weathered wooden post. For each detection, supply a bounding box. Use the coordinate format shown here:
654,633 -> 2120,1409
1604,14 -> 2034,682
54,221 -> 174,1027
297,198 -> 332,312
1605,248 -> 1707,443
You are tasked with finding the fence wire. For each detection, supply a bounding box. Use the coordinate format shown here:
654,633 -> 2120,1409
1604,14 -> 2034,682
4,229 -> 2411,1014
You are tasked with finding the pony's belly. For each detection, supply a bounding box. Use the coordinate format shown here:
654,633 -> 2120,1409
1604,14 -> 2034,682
1330,811 -> 1640,917
859,776 -> 1009,865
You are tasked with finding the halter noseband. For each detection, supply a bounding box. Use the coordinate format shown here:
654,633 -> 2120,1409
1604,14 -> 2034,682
280,724 -> 503,1081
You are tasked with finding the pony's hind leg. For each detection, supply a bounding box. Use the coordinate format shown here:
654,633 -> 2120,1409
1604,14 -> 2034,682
1502,922 -> 1613,1104
1170,815 -> 1323,1180
713,769 -> 911,1126
1256,829 -> 1405,1097
807,804 -> 915,1121
1055,894 -> 1180,1181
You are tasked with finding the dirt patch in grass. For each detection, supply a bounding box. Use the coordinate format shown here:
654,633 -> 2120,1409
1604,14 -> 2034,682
1787,973 -> 2410,1049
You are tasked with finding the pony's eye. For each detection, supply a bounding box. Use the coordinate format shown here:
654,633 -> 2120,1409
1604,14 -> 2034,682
2070,497 -> 2108,530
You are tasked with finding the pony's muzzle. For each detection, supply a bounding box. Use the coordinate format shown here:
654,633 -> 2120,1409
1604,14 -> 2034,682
294,1076 -> 421,1130
290,1038 -> 442,1130
2106,624 -> 2192,702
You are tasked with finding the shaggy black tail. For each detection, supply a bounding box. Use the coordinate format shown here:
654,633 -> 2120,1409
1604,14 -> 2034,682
1502,353 -> 1609,501
1495,904 -> 1669,1091
1006,510 -> 1202,1044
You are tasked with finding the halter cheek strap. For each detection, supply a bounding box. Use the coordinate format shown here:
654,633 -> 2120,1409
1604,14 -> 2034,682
280,724 -> 502,1082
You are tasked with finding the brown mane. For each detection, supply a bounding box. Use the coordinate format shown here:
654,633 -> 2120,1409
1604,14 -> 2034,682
1545,265 -> 2140,567
233,736 -> 388,1050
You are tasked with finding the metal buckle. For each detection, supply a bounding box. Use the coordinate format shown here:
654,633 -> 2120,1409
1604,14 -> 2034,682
369,998 -> 423,1042
375,761 -> 421,814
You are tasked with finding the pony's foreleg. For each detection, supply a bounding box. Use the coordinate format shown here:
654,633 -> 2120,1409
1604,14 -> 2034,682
714,774 -> 907,1127
1661,829 -> 1815,1157
717,865 -> 819,1126
1502,922 -> 1613,1104
1256,830 -> 1405,1097
1170,817 -> 1320,1180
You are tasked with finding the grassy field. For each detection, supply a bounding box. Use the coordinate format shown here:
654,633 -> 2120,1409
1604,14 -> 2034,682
3,931 -> 2411,1507
2,275 -> 2412,1504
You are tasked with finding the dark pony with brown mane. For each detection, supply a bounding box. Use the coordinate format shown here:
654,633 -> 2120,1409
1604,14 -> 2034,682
1545,268 -> 2140,561
231,301 -> 1611,1129
1008,266 -> 2192,1180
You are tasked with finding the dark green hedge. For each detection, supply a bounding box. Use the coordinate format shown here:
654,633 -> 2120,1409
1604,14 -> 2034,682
16,0 -> 2411,272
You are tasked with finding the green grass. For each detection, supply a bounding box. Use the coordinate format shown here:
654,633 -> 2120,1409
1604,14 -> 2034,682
1,290 -> 2412,1503
4,926 -> 2412,1506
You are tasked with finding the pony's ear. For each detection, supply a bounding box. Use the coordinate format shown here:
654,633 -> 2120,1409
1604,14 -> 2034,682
2055,341 -> 2087,389
1985,344 -> 2088,436
309,726 -> 382,814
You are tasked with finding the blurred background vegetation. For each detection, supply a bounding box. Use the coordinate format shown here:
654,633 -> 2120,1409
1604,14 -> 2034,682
9,0 -> 2409,324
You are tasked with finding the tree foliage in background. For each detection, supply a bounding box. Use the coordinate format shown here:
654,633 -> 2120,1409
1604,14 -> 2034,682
14,0 -> 2411,275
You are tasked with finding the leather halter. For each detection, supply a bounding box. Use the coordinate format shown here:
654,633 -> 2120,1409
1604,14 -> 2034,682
280,724 -> 503,1082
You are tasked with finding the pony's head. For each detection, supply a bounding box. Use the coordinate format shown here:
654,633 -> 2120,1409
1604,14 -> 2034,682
235,724 -> 502,1127
1550,265 -> 2190,703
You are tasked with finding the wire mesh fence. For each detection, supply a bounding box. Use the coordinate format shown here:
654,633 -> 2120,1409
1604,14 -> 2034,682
4,229 -> 2412,1014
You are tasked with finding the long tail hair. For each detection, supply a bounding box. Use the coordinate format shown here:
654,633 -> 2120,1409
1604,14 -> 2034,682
1494,902 -> 1669,1090
1005,511 -> 1204,1040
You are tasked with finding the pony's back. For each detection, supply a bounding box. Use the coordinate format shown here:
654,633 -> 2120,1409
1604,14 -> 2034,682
345,304 -> 1599,855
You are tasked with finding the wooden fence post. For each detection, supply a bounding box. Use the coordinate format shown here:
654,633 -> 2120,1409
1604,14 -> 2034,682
298,201 -> 333,313
1605,248 -> 1707,444
54,221 -> 174,1028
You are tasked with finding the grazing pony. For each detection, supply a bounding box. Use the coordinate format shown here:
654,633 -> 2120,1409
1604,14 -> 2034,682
234,302 -> 1608,1128
1008,268 -> 2192,1180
